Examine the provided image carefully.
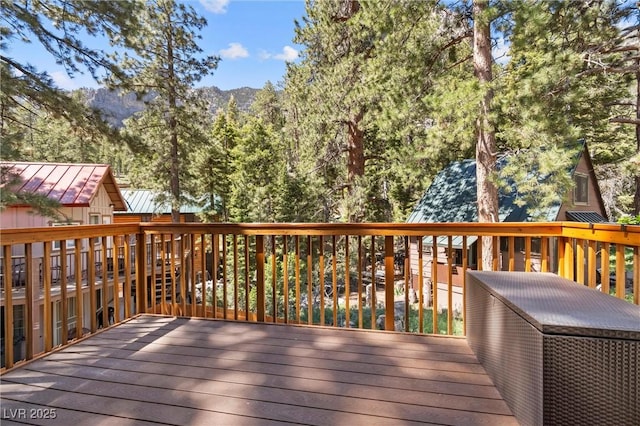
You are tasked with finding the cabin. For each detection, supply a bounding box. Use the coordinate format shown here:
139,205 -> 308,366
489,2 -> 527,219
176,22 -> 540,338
0,162 -> 127,229
114,189 -> 205,224
406,142 -> 609,313
0,162 -> 128,358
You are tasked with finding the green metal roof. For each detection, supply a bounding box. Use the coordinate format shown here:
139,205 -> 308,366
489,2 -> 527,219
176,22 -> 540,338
406,157 -> 561,225
116,189 -> 203,215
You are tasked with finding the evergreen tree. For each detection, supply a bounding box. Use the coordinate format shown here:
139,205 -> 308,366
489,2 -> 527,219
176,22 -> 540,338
473,0 -> 499,269
285,0 -> 453,222
251,82 -> 315,222
286,0 -> 370,222
229,118 -> 284,222
495,0 -> 637,219
191,101 -> 240,222
107,0 -> 219,222
419,0 -> 636,222
1,0 -> 139,154
250,81 -> 284,129
1,0 -> 139,215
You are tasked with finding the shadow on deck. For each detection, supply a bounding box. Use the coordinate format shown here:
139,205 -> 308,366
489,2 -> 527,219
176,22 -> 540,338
0,315 -> 516,425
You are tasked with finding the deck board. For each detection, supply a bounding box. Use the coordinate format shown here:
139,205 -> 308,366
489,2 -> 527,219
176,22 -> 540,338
1,315 -> 517,425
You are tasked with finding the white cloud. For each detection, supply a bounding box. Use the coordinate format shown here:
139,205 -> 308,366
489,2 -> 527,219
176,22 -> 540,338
272,46 -> 299,62
219,42 -> 249,59
51,71 -> 79,90
199,0 -> 229,14
258,50 -> 271,60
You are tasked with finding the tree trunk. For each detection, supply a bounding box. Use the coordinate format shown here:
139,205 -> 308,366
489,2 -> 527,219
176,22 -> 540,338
346,110 -> 365,222
473,0 -> 499,270
166,20 -> 181,224
634,54 -> 640,216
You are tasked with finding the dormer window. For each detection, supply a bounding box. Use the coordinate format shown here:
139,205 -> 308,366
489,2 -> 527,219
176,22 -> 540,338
574,174 -> 588,204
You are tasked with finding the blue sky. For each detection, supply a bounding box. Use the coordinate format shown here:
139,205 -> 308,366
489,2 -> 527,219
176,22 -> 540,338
194,0 -> 306,90
8,0 -> 307,91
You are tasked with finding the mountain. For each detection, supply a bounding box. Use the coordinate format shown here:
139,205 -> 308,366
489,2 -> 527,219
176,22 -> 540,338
80,86 -> 260,128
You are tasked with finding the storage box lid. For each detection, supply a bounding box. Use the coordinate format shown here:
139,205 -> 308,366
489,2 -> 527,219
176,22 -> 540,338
467,271 -> 640,340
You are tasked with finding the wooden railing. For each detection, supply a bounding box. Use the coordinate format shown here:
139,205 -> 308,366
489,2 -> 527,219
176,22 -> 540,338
1,222 -> 638,371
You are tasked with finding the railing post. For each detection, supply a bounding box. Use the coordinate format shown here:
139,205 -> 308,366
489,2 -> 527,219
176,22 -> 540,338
319,236 -> 325,326
601,242 -> 611,294
418,238 -> 424,334
256,235 -> 265,322
332,235 -> 338,327
634,246 -> 639,305
575,239 -> 585,285
244,236 -> 250,320
221,234 -> 228,320
447,236 -> 453,335
541,237 -> 549,272
271,235 -> 277,322
558,237 -> 566,278
615,244 -> 625,299
88,238 -> 96,333
587,241 -> 597,288
565,238 -> 575,281
25,243 -> 34,359
123,236 -> 132,319
112,239 -> 121,323
524,237 -> 532,272
150,235 -> 158,314
74,239 -> 83,339
432,236 -> 438,332
492,236 -> 499,271
212,234 -> 218,318
59,243 -> 67,344
136,232 -> 147,315
43,241 -> 52,352
508,236 -> 515,271
384,236 -> 395,331
307,235 -> 313,326
3,245 -> 14,369
462,236 -> 468,336
101,236 -> 109,327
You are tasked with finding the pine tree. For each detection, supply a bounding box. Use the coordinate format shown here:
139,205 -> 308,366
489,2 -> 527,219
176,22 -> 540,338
496,0 -> 637,219
286,0 -> 371,222
473,0 -> 499,269
1,0 -> 139,152
1,0 -> 139,215
107,0 -> 219,222
191,102 -> 240,222
250,81 -> 284,129
285,0 -> 453,222
229,118 -> 284,222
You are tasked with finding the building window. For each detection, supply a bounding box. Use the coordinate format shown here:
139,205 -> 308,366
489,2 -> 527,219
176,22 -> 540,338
52,222 -> 81,249
574,174 -> 588,204
89,214 -> 100,225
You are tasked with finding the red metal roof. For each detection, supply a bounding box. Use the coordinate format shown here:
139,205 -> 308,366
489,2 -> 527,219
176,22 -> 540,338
1,162 -> 127,211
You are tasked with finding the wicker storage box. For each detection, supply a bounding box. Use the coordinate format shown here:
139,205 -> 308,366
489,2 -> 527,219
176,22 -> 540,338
466,271 -> 639,426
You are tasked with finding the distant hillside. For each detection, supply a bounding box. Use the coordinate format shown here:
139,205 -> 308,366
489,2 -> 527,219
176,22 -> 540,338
80,86 -> 259,128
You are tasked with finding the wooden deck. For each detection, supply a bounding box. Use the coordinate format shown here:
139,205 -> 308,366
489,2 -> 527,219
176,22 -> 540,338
1,315 -> 517,425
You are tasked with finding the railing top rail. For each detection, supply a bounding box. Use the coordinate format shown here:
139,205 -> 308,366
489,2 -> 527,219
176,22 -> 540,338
559,222 -> 640,245
0,223 -> 142,245
1,221 -> 637,245
139,222 -> 565,237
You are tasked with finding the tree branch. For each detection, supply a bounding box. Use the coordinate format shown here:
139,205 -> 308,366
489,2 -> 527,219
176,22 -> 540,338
609,116 -> 640,125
